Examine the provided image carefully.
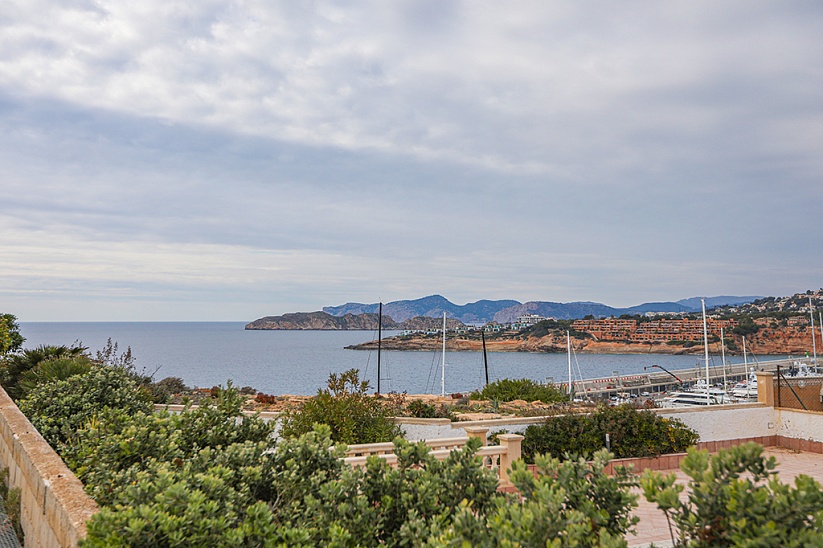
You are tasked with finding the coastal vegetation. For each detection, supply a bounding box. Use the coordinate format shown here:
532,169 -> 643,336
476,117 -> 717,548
4,314 -> 823,546
0,313 -> 24,356
643,443 -> 823,546
6,348 -> 641,546
521,405 -> 699,464
470,377 -> 568,404
278,368 -> 403,444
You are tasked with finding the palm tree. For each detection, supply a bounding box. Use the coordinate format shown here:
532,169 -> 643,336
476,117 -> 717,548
17,355 -> 94,399
1,344 -> 87,399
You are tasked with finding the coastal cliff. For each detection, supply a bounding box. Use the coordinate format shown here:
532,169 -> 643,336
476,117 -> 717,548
246,312 -> 393,330
347,325 -> 819,356
245,311 -> 464,331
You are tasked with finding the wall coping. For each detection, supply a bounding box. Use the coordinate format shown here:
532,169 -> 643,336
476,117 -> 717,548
776,406 -> 823,417
0,386 -> 99,546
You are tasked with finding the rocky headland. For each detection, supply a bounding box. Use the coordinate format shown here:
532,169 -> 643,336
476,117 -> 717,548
245,311 -> 464,331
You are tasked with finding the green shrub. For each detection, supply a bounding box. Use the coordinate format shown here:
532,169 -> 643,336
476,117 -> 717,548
642,442 -> 823,546
19,364 -> 154,449
470,378 -> 568,404
147,376 -> 192,403
62,384 -> 275,506
406,399 -> 454,420
425,449 -> 638,546
0,313 -> 24,356
279,369 -> 402,444
522,404 -> 698,463
82,427 -> 503,547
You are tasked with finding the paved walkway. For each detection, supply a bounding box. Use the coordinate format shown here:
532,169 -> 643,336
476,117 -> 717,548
627,447 -> 823,547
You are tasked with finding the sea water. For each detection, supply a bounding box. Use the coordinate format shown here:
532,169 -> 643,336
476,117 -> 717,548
18,322 -> 761,395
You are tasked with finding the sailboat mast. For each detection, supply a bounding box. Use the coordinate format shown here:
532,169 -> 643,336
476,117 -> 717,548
810,296 -> 817,366
566,331 -> 573,399
701,299 -> 711,404
377,302 -> 382,394
481,330 -> 489,387
743,336 -> 749,398
721,327 -> 727,393
441,312 -> 446,397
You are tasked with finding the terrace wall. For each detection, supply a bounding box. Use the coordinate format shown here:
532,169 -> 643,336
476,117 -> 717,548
0,386 -> 98,547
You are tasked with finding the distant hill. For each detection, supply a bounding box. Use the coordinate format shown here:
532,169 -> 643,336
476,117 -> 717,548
246,312 -> 394,330
676,296 -> 763,310
245,311 -> 466,331
323,295 -> 520,324
492,301 -> 620,323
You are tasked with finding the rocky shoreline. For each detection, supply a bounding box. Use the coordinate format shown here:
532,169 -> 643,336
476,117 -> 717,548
347,328 -> 817,356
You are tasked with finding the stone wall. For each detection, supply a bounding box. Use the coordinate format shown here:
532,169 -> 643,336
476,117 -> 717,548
0,386 -> 98,547
397,402 -> 776,443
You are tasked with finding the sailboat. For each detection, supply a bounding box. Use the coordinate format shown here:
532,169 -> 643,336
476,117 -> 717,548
661,299 -> 724,407
731,336 -> 757,399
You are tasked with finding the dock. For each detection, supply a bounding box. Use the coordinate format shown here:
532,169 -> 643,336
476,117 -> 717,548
561,357 -> 815,399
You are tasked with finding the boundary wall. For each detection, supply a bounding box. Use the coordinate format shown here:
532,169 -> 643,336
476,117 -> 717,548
397,403 -> 776,443
0,387 -> 98,547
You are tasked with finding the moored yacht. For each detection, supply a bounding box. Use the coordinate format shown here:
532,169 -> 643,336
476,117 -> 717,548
660,391 -> 722,408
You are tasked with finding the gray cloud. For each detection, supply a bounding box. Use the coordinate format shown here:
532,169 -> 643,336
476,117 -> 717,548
0,1 -> 821,320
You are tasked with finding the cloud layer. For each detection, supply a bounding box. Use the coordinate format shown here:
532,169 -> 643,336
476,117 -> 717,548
1,1 -> 822,320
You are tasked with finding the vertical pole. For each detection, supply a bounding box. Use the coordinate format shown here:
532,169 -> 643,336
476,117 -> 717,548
819,311 -> 823,371
567,331 -> 573,399
777,365 -> 781,408
377,302 -> 382,395
441,312 -> 446,397
743,336 -> 749,398
721,327 -> 727,400
702,299 -> 711,404
810,297 -> 817,366
482,331 -> 489,387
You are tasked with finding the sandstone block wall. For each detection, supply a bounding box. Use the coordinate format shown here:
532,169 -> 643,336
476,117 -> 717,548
0,386 -> 98,547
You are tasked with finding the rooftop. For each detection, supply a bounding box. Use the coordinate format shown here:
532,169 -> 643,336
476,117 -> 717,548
629,446 -> 823,547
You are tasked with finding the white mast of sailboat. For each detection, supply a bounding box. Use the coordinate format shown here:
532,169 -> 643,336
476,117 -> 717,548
819,311 -> 822,371
566,330 -> 573,399
441,312 -> 446,397
743,336 -> 750,398
377,302 -> 382,394
702,299 -> 711,404
810,296 -> 817,366
721,326 -> 727,398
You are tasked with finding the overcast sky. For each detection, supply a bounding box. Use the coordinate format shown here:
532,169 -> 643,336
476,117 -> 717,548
2,1 -> 822,321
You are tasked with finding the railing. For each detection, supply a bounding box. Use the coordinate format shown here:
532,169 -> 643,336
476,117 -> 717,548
342,427 -> 524,485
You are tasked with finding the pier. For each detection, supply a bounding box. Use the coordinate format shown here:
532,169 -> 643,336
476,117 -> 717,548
562,357 -> 816,399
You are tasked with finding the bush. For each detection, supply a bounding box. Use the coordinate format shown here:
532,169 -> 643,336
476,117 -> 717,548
18,364 -> 154,449
82,427 -> 504,547
426,449 -> 638,546
279,369 -> 402,444
0,313 -> 24,356
522,404 -> 698,463
256,392 -> 278,404
81,425 -> 641,547
406,399 -> 454,420
61,383 -> 274,501
642,442 -> 823,546
148,376 -> 192,403
470,378 -> 568,404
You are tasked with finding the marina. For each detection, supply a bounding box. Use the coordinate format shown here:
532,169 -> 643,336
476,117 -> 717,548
564,356 -> 821,402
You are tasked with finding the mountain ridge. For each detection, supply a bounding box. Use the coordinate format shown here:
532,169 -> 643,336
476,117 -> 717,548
320,295 -> 762,324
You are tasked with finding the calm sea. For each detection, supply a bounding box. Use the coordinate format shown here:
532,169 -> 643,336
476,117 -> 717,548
18,322 -> 761,395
